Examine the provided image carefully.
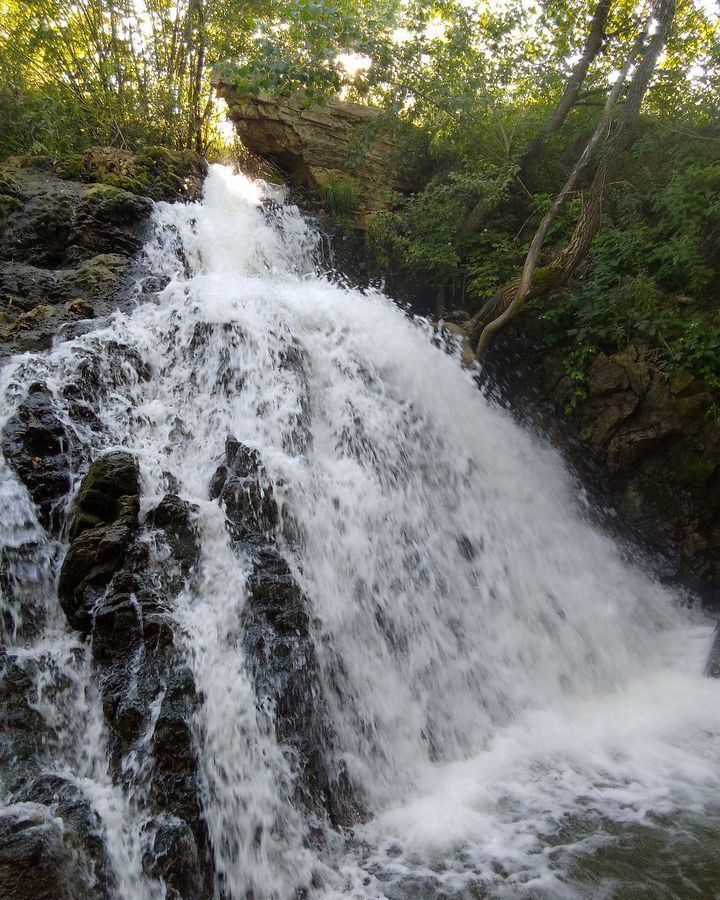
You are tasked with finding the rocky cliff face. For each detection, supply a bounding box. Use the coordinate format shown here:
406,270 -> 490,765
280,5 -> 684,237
482,317 -> 720,599
0,147 -> 206,357
212,77 -> 420,226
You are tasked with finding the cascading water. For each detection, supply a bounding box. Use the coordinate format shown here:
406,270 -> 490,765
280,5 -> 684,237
1,165 -> 719,900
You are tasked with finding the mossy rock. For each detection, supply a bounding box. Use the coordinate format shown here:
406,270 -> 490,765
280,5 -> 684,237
84,183 -> 149,223
0,194 -> 21,220
676,455 -> 718,486
136,147 -> 207,201
53,146 -> 207,202
96,172 -> 152,194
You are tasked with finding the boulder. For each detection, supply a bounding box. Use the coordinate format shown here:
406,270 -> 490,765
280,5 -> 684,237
58,451 -> 140,631
1,384 -> 75,533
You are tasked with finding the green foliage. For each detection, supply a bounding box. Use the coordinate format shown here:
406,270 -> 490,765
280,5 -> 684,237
367,164 -> 518,288
542,135 -> 720,405
318,177 -> 359,223
0,0 -> 387,158
464,231 -> 523,301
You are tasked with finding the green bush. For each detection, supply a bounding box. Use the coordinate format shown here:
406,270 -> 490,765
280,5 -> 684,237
318,177 -> 360,222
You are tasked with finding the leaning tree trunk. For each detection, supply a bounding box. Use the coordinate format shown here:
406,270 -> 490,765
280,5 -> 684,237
474,0 -> 677,356
520,0 -> 613,167
461,0 -> 612,240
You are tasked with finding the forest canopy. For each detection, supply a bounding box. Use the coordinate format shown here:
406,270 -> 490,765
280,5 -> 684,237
1,1 -> 717,158
1,0 -> 719,389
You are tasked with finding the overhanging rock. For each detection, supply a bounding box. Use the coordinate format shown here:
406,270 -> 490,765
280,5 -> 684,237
212,72 -> 421,226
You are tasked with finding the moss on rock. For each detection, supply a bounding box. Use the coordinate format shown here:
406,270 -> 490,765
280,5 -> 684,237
52,146 -> 207,201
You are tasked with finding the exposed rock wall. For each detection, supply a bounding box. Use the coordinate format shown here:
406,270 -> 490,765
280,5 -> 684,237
212,79 -> 420,226
484,317 -> 720,598
0,148 -> 206,356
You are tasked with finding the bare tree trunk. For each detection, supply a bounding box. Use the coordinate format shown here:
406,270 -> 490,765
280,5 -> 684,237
474,0 -> 677,356
461,0 -> 613,239
434,283 -> 446,320
190,0 -> 206,153
521,1 -> 612,166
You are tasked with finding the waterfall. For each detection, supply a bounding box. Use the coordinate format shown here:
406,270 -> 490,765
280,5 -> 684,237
1,165 -> 719,899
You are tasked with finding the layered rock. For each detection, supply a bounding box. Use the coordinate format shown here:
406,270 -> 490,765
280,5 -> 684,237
486,323 -> 720,596
212,75 -> 421,226
0,148 -> 206,355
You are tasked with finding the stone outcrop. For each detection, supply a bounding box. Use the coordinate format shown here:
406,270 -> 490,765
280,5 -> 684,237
212,75 -> 420,226
2,383 -> 79,533
0,148 -> 206,355
0,801 -> 107,900
211,437 -> 360,826
486,319 -> 720,597
58,451 -> 141,630
54,452 -> 214,899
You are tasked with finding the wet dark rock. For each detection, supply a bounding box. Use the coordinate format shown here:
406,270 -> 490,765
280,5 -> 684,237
55,456 -> 214,898
91,576 -> 214,899
210,437 -> 278,541
143,815 -> 205,900
61,382 -> 104,432
1,385 -> 75,532
69,450 -> 140,537
245,548 -> 359,826
90,589 -> 143,666
146,493 -> 201,580
150,666 -> 207,842
58,451 -> 140,631
211,438 -> 360,827
0,803 -> 70,900
59,519 -> 136,631
0,651 -> 54,790
16,774 -> 113,899
0,798 -> 108,900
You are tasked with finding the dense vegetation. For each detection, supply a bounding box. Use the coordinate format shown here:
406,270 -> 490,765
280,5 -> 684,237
1,0 -> 719,397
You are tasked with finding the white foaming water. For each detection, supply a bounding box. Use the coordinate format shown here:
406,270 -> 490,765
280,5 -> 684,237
1,165 -> 719,899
